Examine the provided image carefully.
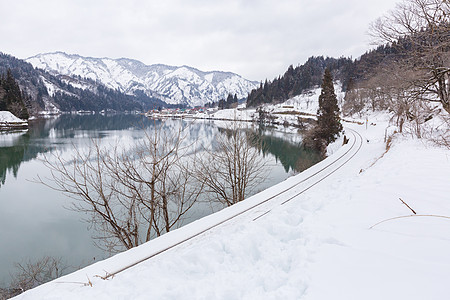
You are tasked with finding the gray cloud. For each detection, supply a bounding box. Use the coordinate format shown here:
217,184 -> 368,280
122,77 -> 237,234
0,0 -> 397,81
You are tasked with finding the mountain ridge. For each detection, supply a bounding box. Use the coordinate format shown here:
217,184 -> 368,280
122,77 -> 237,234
26,52 -> 257,107
0,52 -> 166,115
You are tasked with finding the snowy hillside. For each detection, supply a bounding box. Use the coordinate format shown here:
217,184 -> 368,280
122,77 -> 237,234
26,52 -> 257,107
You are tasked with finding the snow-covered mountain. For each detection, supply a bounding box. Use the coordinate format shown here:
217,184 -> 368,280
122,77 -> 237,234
26,52 -> 257,107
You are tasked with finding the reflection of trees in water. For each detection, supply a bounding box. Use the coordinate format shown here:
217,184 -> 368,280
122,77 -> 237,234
0,130 -> 41,187
217,125 -> 322,174
251,129 -> 322,173
0,143 -> 25,186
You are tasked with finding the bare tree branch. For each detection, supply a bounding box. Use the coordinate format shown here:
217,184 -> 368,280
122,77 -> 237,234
369,0 -> 450,113
196,122 -> 269,207
38,120 -> 203,253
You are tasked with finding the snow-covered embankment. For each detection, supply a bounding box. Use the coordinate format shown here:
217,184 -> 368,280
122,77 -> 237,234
0,111 -> 28,130
14,113 -> 450,300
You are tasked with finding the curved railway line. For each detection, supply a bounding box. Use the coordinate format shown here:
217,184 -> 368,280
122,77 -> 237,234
94,127 -> 364,280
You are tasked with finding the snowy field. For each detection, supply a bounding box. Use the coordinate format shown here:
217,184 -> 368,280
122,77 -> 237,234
12,104 -> 450,299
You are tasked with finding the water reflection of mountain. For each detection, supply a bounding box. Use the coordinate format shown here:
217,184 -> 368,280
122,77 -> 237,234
35,114 -> 155,138
0,114 -> 153,188
0,114 -> 322,189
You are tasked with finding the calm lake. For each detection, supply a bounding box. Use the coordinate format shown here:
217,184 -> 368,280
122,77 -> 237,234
0,114 -> 321,286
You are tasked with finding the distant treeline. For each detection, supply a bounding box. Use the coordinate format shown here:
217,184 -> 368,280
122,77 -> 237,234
246,42 -> 407,107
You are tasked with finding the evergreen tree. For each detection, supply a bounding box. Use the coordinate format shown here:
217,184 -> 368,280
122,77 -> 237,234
0,87 -> 6,111
226,93 -> 234,108
315,68 -> 342,143
218,99 -> 225,110
0,69 -> 29,119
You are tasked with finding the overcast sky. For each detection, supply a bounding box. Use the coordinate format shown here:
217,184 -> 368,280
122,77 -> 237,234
1,0 -> 397,81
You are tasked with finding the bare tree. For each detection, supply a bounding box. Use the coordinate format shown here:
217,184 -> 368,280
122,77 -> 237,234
370,0 -> 450,113
357,58 -> 440,137
342,79 -> 366,117
39,121 -> 203,253
8,256 -> 67,295
196,122 -> 268,207
430,112 -> 450,147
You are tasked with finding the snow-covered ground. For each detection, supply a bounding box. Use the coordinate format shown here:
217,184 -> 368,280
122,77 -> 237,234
12,101 -> 450,299
0,111 -> 26,123
0,111 -> 28,129
173,83 -> 340,128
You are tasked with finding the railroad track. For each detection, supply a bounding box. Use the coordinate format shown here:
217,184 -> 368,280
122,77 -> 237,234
252,128 -> 363,220
97,127 -> 364,280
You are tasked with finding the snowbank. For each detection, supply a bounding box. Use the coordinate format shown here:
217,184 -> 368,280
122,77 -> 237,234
210,107 -> 256,121
11,84 -> 450,299
0,111 -> 28,130
304,136 -> 450,300
13,107 -> 450,299
0,111 -> 25,123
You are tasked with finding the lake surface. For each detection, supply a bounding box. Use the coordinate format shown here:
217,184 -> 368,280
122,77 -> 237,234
0,114 -> 321,286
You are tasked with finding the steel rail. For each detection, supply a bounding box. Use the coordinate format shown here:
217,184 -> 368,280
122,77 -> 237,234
253,128 -> 363,220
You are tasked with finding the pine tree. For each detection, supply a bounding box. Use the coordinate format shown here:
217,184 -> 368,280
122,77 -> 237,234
0,69 -> 29,119
0,74 -> 6,111
316,68 -> 342,143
